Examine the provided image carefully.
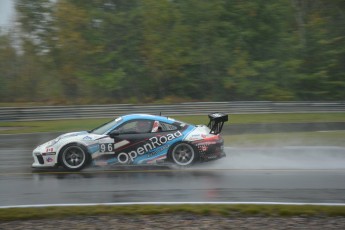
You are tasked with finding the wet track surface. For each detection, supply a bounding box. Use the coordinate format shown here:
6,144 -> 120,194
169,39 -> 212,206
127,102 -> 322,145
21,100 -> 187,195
1,133 -> 345,206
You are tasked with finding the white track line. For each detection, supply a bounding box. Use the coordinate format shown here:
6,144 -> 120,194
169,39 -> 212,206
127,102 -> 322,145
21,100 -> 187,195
1,201 -> 345,209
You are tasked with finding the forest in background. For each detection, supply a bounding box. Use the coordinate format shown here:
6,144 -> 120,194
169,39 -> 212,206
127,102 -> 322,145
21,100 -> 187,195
0,0 -> 344,104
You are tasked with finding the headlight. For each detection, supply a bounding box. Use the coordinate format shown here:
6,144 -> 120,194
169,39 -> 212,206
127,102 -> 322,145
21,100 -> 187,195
47,137 -> 61,147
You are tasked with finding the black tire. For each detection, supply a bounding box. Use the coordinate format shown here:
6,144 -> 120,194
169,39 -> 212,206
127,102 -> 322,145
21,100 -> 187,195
59,144 -> 90,171
170,142 -> 197,166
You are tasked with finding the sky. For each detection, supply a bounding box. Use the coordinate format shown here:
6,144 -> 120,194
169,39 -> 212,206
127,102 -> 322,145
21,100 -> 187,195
0,0 -> 15,29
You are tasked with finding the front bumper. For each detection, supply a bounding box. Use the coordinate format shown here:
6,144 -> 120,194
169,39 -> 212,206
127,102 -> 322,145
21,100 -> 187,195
32,144 -> 58,168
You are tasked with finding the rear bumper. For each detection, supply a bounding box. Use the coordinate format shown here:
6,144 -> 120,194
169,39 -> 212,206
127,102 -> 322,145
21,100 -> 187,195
200,149 -> 226,162
193,138 -> 226,162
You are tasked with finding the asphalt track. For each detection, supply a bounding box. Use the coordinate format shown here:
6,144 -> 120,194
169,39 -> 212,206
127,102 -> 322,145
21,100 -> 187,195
0,133 -> 345,207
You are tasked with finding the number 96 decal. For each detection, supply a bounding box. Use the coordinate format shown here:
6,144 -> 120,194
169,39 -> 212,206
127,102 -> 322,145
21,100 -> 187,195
99,143 -> 115,153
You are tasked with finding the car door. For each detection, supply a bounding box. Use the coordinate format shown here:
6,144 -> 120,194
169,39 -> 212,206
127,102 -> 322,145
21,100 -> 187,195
91,119 -> 153,165
93,119 -> 183,165
108,119 -> 156,164
109,119 -> 183,164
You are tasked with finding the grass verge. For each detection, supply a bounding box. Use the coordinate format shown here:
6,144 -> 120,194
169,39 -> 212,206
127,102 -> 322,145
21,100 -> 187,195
1,204 -> 345,221
223,130 -> 345,147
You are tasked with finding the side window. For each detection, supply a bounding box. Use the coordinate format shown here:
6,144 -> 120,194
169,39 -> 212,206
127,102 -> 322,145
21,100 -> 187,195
135,120 -> 152,133
159,122 -> 178,131
116,120 -> 153,134
117,121 -> 137,133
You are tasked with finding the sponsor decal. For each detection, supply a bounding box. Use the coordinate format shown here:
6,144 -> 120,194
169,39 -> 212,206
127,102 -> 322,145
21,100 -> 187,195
46,157 -> 54,163
42,152 -> 56,156
197,144 -> 209,152
117,130 -> 182,164
99,143 -> 115,153
147,145 -> 169,157
189,134 -> 202,141
98,140 -> 129,154
147,155 -> 167,164
196,141 -> 217,145
83,136 -> 93,140
46,147 -> 54,153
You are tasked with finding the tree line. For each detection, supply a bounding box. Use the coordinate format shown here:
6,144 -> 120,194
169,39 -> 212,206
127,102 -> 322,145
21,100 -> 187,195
0,0 -> 344,104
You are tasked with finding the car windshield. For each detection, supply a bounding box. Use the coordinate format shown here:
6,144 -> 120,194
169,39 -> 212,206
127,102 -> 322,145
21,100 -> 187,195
90,117 -> 123,135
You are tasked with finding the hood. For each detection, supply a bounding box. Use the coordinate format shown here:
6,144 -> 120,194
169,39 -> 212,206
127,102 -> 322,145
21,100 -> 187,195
56,131 -> 108,142
58,131 -> 89,139
38,131 -> 106,149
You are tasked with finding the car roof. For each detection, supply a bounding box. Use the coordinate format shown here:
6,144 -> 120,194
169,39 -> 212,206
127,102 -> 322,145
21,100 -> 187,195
119,114 -> 180,124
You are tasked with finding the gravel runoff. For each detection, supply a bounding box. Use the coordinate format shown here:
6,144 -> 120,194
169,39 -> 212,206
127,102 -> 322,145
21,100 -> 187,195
1,214 -> 345,230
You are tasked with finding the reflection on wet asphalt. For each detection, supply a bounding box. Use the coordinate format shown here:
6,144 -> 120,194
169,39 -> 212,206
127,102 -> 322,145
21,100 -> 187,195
1,167 -> 345,206
0,133 -> 345,206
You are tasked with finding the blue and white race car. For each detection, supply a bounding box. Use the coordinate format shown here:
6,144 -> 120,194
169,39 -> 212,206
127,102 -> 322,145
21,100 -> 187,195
32,113 -> 228,171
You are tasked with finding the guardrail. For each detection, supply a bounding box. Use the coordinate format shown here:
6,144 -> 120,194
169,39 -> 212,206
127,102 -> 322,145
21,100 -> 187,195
0,101 -> 344,121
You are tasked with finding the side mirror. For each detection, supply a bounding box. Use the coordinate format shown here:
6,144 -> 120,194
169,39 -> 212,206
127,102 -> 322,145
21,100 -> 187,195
109,130 -> 120,138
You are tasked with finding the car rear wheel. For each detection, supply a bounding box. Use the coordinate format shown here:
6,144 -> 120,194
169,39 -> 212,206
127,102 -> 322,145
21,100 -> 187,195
170,143 -> 196,166
59,145 -> 90,171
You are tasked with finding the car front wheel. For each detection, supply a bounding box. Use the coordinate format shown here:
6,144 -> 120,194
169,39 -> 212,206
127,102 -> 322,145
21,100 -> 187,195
170,143 -> 196,166
59,145 -> 90,171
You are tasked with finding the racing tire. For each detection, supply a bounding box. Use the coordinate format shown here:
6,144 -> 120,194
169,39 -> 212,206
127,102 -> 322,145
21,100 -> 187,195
169,142 -> 197,167
59,144 -> 90,171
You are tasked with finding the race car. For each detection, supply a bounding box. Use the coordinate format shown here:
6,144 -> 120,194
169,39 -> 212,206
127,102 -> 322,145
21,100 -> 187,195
32,113 -> 228,171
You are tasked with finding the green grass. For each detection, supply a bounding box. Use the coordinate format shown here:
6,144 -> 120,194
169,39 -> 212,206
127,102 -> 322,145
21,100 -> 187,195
179,113 -> 345,125
0,118 -> 111,134
1,204 -> 345,221
1,113 -> 345,134
223,131 -> 345,147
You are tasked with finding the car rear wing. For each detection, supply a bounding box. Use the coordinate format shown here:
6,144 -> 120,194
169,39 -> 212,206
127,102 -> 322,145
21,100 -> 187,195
207,113 -> 228,134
